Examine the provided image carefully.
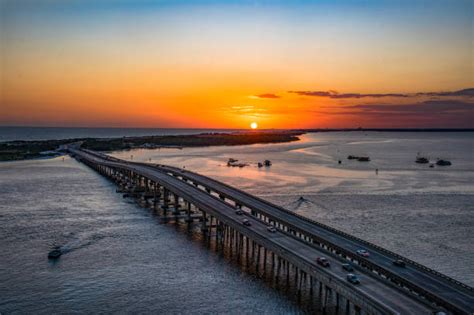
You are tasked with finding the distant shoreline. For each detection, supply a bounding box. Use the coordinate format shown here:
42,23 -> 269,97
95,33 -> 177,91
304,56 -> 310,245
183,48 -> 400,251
301,128 -> 474,132
0,131 -> 302,162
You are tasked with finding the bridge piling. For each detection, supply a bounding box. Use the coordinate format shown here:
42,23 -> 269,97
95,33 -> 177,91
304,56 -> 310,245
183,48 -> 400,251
73,151 -> 464,315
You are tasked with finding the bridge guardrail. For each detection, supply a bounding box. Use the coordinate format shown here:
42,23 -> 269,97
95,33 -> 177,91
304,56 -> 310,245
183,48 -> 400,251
75,149 -> 473,313
159,163 -> 474,291
155,163 -> 473,293
81,150 -> 474,292
76,150 -> 469,314
74,150 -> 402,315
153,166 -> 472,314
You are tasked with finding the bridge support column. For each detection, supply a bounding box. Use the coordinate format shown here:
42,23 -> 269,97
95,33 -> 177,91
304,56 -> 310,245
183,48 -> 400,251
263,248 -> 267,276
214,218 -> 219,250
276,257 -> 281,285
186,202 -> 192,224
294,267 -> 299,293
173,193 -> 180,213
256,245 -> 262,274
201,211 -> 207,233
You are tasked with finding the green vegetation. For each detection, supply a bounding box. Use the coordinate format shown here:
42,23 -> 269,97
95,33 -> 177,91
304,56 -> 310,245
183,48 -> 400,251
0,131 -> 302,161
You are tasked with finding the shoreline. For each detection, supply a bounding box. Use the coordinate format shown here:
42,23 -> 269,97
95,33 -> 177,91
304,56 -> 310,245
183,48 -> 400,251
0,131 -> 303,162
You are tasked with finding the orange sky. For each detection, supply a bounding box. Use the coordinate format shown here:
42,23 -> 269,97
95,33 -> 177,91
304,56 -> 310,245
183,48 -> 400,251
1,1 -> 473,128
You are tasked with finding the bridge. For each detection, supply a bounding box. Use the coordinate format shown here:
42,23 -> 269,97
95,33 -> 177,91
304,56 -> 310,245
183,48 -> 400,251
70,148 -> 474,315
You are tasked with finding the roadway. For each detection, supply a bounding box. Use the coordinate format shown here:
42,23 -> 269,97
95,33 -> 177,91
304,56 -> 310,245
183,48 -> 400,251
140,162 -> 474,314
72,149 -> 436,314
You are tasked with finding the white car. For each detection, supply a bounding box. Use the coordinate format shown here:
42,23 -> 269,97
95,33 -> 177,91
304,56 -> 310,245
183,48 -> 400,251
356,249 -> 370,257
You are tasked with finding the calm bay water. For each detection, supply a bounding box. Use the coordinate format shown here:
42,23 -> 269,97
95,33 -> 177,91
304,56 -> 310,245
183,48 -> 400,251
0,127 -> 241,142
1,130 -> 473,313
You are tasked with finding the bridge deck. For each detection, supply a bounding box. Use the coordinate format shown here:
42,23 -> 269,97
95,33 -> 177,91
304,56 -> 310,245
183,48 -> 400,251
72,149 -> 441,314
144,163 -> 474,313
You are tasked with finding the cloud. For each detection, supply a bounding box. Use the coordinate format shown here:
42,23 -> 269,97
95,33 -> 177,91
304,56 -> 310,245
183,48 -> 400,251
289,90 -> 409,98
416,88 -> 474,97
250,93 -> 280,99
289,88 -> 474,99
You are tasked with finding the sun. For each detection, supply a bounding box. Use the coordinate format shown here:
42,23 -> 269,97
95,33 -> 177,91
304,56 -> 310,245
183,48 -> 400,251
250,122 -> 258,129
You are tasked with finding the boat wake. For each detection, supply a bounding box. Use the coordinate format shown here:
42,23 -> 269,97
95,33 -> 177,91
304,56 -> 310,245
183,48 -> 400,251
287,196 -> 316,210
50,231 -> 107,257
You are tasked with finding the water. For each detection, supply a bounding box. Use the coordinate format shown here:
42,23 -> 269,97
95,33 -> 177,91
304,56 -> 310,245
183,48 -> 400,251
0,127 -> 242,142
1,131 -> 473,313
111,132 -> 474,284
0,157 -> 302,314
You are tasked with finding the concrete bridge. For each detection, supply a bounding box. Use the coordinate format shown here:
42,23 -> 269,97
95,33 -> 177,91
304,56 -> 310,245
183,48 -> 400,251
70,148 -> 474,315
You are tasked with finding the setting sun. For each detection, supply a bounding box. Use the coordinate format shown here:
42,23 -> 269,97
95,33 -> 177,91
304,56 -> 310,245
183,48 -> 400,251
250,122 -> 258,129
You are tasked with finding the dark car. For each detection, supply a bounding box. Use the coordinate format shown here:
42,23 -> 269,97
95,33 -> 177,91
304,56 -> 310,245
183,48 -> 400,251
242,219 -> 251,226
235,209 -> 244,215
316,257 -> 330,267
393,259 -> 406,267
342,263 -> 354,272
347,274 -> 360,284
267,226 -> 277,233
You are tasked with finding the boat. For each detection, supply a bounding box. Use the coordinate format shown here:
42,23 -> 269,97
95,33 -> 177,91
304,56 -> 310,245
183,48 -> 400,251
48,249 -> 62,259
264,160 -> 272,166
257,162 -> 263,168
415,157 -> 429,164
436,159 -> 452,166
357,157 -> 370,162
347,155 -> 359,160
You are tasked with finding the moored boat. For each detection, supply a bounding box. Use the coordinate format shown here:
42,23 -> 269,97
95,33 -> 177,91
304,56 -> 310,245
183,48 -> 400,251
436,159 -> 452,166
415,157 -> 429,164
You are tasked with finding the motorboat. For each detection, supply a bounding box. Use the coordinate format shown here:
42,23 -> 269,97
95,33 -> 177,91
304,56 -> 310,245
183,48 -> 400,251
415,157 -> 429,164
48,248 -> 62,259
436,159 -> 452,166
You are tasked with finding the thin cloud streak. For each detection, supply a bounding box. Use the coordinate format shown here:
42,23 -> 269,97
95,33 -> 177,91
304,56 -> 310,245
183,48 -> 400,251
288,88 -> 474,99
250,93 -> 281,99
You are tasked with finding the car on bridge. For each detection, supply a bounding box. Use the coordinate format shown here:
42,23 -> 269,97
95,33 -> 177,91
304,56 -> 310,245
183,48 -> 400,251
242,219 -> 251,226
267,226 -> 277,233
316,257 -> 330,267
342,263 -> 354,272
356,249 -> 370,257
235,209 -> 244,215
393,259 -> 406,267
347,274 -> 360,284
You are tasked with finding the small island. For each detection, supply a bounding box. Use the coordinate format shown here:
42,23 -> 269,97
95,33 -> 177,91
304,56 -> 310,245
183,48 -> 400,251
0,131 -> 303,161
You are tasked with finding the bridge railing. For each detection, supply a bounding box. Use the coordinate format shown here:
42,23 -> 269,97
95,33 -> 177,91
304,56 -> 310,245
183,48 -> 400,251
75,150 -> 469,314
81,150 -> 473,292
75,151 -> 402,315
152,163 -> 473,294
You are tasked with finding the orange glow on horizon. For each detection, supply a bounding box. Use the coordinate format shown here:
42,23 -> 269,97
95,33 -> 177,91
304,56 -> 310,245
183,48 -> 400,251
1,2 -> 471,129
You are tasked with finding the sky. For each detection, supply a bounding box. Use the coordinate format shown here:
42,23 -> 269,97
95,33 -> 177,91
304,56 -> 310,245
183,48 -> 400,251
1,0 -> 473,129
